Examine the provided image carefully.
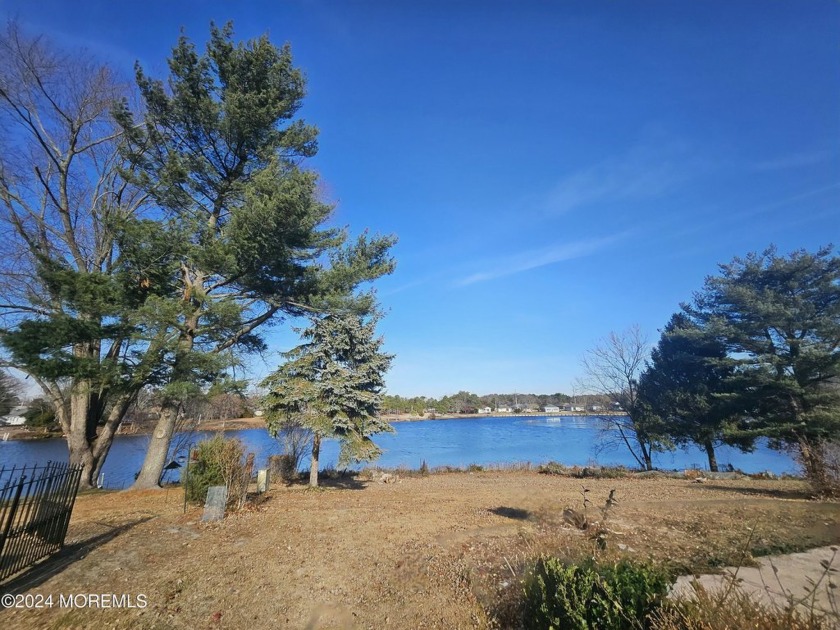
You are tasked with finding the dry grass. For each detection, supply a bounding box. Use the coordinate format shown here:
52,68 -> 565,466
654,581 -> 836,630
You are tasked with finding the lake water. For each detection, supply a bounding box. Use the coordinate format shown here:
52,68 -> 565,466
0,416 -> 797,488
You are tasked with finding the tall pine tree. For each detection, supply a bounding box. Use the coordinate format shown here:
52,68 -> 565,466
685,246 -> 840,478
638,313 -> 752,471
115,23 -> 396,489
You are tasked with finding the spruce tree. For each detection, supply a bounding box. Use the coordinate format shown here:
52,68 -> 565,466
262,312 -> 394,487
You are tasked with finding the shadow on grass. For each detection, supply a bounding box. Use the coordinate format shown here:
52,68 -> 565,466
318,474 -> 369,491
691,483 -> 813,501
0,516 -> 155,599
490,506 -> 531,520
279,471 -> 370,491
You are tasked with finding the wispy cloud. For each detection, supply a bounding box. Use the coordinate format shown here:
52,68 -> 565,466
380,272 -> 443,296
455,232 -> 629,286
541,138 -> 695,216
660,181 -> 840,242
750,150 -> 832,172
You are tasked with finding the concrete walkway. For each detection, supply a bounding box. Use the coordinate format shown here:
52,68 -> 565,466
672,546 -> 839,618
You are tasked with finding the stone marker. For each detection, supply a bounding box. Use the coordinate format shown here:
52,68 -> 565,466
257,469 -> 269,493
202,485 -> 228,522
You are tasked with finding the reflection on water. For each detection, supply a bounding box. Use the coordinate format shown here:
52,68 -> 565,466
0,416 -> 797,488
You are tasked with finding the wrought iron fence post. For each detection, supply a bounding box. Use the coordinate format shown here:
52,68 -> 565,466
0,463 -> 84,582
0,475 -> 26,566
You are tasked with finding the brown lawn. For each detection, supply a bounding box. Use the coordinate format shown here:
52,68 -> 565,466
1,471 -> 838,629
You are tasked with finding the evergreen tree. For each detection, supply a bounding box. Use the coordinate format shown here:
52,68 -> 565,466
685,246 -> 840,477
638,313 -> 752,472
262,312 -> 394,487
114,23 -> 396,489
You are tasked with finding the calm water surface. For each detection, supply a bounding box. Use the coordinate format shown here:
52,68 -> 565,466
0,416 -> 797,488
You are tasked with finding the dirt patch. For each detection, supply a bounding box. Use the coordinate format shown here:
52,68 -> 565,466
1,472 -> 837,629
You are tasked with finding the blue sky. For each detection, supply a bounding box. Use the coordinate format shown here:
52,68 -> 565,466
4,1 -> 839,397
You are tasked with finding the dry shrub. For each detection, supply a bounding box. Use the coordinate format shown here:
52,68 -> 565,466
798,439 -> 840,498
271,424 -> 312,482
538,462 -> 630,479
652,581 -> 834,630
184,434 -> 252,510
268,454 -> 297,483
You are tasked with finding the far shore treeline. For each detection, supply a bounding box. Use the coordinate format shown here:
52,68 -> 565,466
381,392 -> 597,415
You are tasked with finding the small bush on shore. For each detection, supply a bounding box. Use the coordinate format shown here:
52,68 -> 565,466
184,434 -> 251,508
272,424 -> 312,482
523,556 -> 672,630
24,398 -> 58,431
268,454 -> 298,483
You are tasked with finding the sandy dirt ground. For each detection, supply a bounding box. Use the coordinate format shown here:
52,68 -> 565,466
1,471 -> 838,629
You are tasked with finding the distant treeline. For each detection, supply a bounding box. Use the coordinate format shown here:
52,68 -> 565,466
381,391 -> 612,415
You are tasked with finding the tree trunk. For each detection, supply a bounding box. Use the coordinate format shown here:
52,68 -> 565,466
90,396 -> 132,486
130,306 -> 199,491
68,379 -> 96,489
69,446 -> 96,490
704,440 -> 719,472
131,405 -> 179,489
63,402 -> 100,490
309,434 -> 321,488
638,434 -> 654,471
613,421 -> 647,470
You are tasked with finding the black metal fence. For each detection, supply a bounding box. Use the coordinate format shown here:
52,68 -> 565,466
0,462 -> 83,582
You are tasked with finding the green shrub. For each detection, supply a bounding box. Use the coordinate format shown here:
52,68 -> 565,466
184,434 -> 250,507
24,398 -> 58,430
523,557 -> 673,630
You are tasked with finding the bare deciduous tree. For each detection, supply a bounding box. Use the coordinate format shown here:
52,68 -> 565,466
0,370 -> 21,416
0,22 -> 150,487
579,325 -> 663,470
